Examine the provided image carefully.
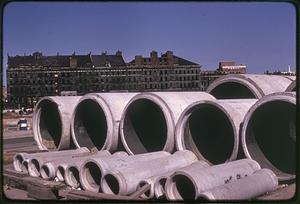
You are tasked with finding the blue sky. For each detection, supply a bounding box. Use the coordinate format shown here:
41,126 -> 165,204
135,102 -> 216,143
2,2 -> 296,85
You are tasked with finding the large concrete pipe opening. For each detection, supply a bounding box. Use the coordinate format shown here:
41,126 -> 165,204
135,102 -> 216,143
243,99 -> 296,181
168,175 -> 196,200
122,99 -> 168,154
181,104 -> 235,164
209,82 -> 256,99
36,100 -> 62,150
73,100 -> 107,150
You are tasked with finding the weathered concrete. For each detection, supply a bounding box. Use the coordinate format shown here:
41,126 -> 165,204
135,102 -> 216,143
40,150 -> 112,180
120,92 -> 216,154
27,148 -> 89,177
32,96 -> 81,150
80,151 -> 171,192
63,151 -> 128,188
198,169 -> 278,200
101,150 -> 198,196
176,99 -> 257,165
241,92 -> 296,182
165,159 -> 261,200
71,92 -> 138,152
207,74 -> 294,99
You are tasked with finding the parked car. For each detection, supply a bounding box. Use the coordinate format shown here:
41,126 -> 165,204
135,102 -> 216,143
18,118 -> 28,130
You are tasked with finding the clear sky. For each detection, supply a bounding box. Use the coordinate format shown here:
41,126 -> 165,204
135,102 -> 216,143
2,2 -> 296,85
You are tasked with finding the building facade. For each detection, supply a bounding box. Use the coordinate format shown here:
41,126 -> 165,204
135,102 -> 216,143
7,51 -> 228,108
218,61 -> 246,74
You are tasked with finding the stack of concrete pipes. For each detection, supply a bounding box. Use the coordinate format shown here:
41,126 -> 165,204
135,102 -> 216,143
14,74 -> 295,200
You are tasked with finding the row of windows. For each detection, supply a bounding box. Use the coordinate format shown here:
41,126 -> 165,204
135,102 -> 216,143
8,68 -> 200,78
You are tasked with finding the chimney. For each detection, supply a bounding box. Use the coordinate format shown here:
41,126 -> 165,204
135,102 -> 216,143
116,51 -> 122,56
135,55 -> 143,66
150,50 -> 158,66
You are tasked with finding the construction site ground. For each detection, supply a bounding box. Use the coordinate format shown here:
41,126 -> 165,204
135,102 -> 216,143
2,129 -> 297,200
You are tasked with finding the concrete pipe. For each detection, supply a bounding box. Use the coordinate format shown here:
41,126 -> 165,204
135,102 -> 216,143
80,151 -> 171,192
286,80 -> 296,92
165,159 -> 261,200
56,151 -> 127,182
40,150 -> 112,180
14,150 -> 47,172
136,173 -> 173,199
198,168 -> 278,200
33,96 -> 81,151
63,151 -> 128,188
138,160 -> 208,200
120,92 -> 216,154
14,147 -> 88,172
154,175 -> 171,199
101,150 -> 198,196
27,147 -> 89,177
71,92 -> 138,152
206,74 -> 294,99
176,99 -> 257,165
241,92 -> 296,182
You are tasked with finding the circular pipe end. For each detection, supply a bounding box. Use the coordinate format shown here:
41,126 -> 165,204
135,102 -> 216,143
176,101 -> 237,165
80,160 -> 102,192
13,154 -> 24,172
28,159 -> 41,177
33,98 -> 63,151
242,94 -> 296,181
71,97 -> 112,151
65,166 -> 81,188
120,95 -> 174,154
56,166 -> 65,181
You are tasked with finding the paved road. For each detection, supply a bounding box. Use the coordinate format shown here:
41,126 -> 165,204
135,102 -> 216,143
3,130 -> 33,139
3,136 -> 37,151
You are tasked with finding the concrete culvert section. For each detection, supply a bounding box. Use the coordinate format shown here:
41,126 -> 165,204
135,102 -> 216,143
120,92 -> 215,154
122,99 -> 168,153
170,174 -> 196,200
176,99 -> 257,164
81,161 -> 103,191
242,92 -> 296,182
65,166 -> 81,188
71,93 -> 138,151
73,100 -> 107,150
165,159 -> 260,201
207,74 -> 294,99
33,96 -> 81,150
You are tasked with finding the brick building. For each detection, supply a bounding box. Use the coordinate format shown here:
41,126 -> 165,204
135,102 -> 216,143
6,51 -> 227,109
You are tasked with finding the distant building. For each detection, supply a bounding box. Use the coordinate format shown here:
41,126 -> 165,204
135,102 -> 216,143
127,50 -> 199,68
218,61 -> 246,74
264,65 -> 295,76
7,51 -> 209,108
